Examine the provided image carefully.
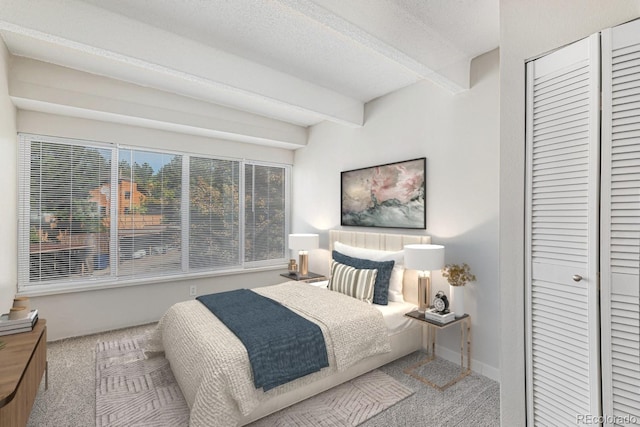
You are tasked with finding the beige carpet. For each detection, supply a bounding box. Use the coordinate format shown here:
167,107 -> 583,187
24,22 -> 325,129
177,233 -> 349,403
95,336 -> 414,427
28,324 -> 499,427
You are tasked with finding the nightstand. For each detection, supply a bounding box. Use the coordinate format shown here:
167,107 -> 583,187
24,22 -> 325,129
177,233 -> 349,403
403,310 -> 471,391
280,271 -> 326,284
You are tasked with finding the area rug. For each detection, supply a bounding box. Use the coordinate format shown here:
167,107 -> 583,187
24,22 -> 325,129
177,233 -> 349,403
95,337 -> 189,427
249,369 -> 414,427
96,337 -> 414,427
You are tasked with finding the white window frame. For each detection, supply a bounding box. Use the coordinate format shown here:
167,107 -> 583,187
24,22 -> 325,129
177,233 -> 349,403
17,133 -> 291,295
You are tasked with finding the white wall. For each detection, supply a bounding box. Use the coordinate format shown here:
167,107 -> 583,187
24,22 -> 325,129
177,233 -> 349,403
24,269 -> 287,341
499,1 -> 640,424
11,110 -> 294,341
0,42 -> 17,315
293,49 -> 500,379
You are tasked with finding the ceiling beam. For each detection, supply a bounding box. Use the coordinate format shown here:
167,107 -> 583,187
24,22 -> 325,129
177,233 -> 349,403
10,56 -> 309,149
0,0 -> 364,127
280,0 -> 471,93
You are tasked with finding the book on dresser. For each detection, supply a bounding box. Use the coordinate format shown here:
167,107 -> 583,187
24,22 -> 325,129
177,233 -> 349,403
0,309 -> 38,336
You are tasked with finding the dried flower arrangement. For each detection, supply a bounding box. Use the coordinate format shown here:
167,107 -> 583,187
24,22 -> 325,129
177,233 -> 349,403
442,263 -> 477,287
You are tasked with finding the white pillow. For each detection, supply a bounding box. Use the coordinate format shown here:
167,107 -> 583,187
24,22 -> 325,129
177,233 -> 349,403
333,241 -> 405,302
387,265 -> 405,302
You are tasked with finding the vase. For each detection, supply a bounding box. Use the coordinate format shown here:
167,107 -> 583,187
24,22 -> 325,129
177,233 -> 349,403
449,285 -> 465,317
287,259 -> 298,274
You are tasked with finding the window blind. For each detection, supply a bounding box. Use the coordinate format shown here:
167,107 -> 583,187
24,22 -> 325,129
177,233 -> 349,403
18,134 -> 290,292
116,148 -> 183,279
19,136 -> 112,285
244,163 -> 288,264
189,156 -> 241,270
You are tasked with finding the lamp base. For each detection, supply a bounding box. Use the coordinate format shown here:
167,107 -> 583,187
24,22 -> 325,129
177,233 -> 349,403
418,276 -> 430,313
299,252 -> 309,276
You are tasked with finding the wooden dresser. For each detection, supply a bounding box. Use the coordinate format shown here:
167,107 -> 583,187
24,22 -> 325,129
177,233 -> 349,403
0,320 -> 47,427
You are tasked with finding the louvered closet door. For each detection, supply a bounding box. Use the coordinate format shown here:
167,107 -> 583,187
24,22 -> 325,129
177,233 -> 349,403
602,19 -> 640,424
525,34 -> 601,425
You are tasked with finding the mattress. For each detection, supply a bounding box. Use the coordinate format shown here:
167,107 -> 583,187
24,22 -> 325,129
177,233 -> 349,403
301,280 -> 417,335
375,300 -> 418,334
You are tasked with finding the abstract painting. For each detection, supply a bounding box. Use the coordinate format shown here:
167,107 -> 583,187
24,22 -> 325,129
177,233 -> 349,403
341,158 -> 426,229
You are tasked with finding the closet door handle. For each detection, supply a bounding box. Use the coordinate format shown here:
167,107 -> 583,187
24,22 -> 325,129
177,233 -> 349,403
572,274 -> 583,282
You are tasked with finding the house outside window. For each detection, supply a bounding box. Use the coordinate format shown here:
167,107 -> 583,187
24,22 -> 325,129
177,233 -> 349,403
18,134 -> 290,292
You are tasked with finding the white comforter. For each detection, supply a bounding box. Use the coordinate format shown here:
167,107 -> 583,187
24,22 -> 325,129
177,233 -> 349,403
150,281 -> 391,426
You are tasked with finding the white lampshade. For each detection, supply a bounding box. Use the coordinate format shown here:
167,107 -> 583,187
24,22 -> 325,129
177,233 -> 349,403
404,244 -> 445,271
288,233 -> 319,251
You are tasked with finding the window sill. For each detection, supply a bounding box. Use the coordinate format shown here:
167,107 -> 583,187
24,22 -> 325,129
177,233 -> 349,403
17,264 -> 284,298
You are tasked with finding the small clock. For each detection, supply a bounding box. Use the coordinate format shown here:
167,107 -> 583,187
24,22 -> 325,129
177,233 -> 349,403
433,291 -> 449,313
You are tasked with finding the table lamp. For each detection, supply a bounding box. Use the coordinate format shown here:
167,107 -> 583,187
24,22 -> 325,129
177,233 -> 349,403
404,244 -> 445,313
288,233 -> 319,276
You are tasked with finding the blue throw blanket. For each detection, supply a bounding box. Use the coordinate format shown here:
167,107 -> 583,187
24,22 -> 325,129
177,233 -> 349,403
197,289 -> 329,391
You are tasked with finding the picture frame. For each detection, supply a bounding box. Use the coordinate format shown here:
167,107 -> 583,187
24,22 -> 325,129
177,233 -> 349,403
341,157 -> 426,229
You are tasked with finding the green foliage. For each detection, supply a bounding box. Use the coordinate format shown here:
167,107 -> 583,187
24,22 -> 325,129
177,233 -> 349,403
30,142 -> 110,232
442,263 -> 477,287
244,165 -> 286,262
119,152 -> 182,223
70,199 -> 105,232
153,156 -> 182,224
30,227 -> 40,243
189,158 -> 240,267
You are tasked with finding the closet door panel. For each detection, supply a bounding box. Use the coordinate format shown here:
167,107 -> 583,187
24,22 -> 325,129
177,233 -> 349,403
526,34 -> 601,425
602,19 -> 640,424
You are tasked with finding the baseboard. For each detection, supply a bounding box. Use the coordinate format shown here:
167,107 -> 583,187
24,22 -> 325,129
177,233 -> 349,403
434,344 -> 500,382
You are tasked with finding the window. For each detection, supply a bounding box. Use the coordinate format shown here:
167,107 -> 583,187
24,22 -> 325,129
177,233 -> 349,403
244,163 -> 287,264
117,149 -> 183,279
18,134 -> 290,291
189,157 -> 240,270
22,140 -> 111,283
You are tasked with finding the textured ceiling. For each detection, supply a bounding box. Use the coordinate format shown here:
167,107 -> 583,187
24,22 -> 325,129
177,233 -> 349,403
0,0 -> 499,131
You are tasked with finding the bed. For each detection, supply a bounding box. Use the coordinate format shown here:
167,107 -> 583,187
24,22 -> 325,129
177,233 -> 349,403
153,230 -> 431,426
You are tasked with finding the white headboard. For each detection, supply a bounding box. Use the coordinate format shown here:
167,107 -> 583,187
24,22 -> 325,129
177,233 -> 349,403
329,230 -> 431,305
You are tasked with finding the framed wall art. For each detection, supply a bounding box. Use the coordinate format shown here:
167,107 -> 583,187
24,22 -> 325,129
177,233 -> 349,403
341,157 -> 426,229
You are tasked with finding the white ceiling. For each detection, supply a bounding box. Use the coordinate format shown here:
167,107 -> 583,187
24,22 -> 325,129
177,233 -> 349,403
0,0 -> 499,129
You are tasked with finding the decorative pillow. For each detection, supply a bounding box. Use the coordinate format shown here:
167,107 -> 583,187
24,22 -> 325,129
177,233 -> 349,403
332,250 -> 394,305
333,242 -> 405,302
328,260 -> 377,304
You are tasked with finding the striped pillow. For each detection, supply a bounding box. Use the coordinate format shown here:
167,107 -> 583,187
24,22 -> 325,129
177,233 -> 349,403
328,260 -> 377,304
